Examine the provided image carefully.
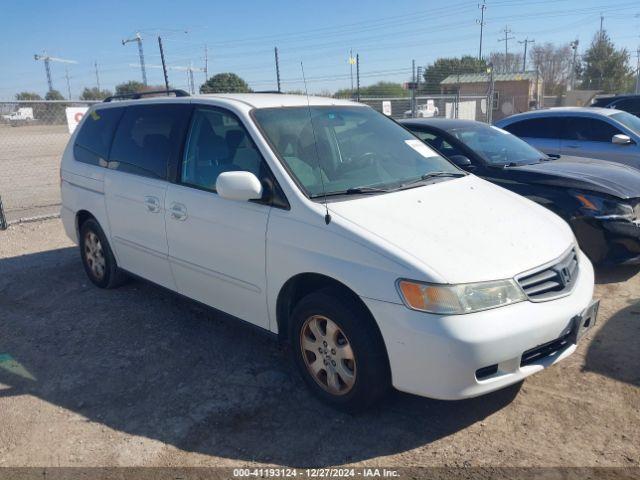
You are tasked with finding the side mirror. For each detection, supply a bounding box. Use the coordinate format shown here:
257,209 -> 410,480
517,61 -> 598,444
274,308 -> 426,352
612,134 -> 632,145
216,171 -> 263,202
449,154 -> 473,168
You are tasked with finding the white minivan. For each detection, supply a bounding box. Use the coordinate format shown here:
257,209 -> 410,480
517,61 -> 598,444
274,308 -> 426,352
61,91 -> 598,411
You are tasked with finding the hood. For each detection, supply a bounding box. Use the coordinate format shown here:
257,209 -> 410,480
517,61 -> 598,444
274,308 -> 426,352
328,175 -> 575,284
510,156 -> 640,199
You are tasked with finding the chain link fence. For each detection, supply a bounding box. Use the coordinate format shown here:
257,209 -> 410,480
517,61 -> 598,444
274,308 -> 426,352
0,100 -> 99,226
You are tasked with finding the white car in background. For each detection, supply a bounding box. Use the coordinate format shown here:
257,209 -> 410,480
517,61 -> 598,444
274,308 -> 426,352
404,100 -> 439,118
60,90 -> 597,411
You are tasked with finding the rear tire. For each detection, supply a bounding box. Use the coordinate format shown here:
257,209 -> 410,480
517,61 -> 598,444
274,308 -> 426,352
79,218 -> 127,289
289,287 -> 390,413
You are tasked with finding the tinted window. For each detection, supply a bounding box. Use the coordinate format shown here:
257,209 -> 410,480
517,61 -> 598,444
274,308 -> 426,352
109,104 -> 191,179
74,107 -> 123,166
181,108 -> 264,191
564,117 -> 622,142
613,98 -> 640,115
502,118 -> 563,139
611,112 -> 640,136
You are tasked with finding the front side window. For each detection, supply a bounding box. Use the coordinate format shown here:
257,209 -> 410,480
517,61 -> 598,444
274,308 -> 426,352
181,108 -> 264,191
564,117 -> 622,142
109,104 -> 191,179
253,106 -> 460,197
74,107 -> 123,166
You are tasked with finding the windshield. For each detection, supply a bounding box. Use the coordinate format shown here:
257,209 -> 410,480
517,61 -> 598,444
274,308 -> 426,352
253,106 -> 461,197
449,125 -> 545,166
611,112 -> 640,135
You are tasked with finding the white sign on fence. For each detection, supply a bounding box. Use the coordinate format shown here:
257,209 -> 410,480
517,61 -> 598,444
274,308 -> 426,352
65,107 -> 89,134
382,101 -> 392,116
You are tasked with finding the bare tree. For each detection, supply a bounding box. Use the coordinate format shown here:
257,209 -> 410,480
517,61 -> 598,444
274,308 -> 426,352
488,52 -> 523,74
528,43 -> 573,95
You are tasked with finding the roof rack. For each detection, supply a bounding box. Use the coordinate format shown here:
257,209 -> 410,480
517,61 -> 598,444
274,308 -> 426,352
253,90 -> 283,94
103,89 -> 190,103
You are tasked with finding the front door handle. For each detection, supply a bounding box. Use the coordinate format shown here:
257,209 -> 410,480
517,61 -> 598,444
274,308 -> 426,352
169,202 -> 188,221
144,196 -> 161,213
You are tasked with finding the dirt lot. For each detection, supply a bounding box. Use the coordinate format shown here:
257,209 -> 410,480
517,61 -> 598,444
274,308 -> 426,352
0,218 -> 638,469
0,124 -> 71,223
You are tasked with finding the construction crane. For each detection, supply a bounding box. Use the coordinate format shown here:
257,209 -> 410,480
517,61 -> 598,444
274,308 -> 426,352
130,62 -> 205,94
122,32 -> 148,86
33,52 -> 77,93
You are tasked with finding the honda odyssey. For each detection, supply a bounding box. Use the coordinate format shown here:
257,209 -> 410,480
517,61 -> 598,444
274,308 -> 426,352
61,90 -> 597,411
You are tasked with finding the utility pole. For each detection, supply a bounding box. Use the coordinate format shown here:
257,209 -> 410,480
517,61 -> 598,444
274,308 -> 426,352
635,47 -> 640,94
356,54 -> 360,102
599,14 -> 604,39
518,38 -> 534,72
349,49 -> 355,94
487,63 -> 495,124
94,61 -> 101,91
34,52 -> 77,93
569,40 -> 579,91
158,36 -> 170,91
477,1 -> 487,60
274,47 -> 281,93
498,26 -> 515,73
204,44 -> 209,81
122,32 -> 147,86
411,59 -> 416,117
64,67 -> 72,100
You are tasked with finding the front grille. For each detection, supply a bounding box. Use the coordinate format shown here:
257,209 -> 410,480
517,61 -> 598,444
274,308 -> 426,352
521,331 -> 572,367
516,248 -> 579,301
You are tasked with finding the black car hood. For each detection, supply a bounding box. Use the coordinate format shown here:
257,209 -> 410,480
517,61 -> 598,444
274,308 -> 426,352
509,156 -> 640,199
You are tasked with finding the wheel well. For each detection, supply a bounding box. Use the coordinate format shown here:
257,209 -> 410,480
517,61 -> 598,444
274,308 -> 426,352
276,273 -> 383,344
75,210 -> 95,237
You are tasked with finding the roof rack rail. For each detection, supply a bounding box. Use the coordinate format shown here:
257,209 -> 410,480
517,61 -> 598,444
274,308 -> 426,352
103,89 -> 190,103
253,90 -> 283,94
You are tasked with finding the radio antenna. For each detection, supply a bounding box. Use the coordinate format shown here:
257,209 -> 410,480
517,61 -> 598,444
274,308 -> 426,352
301,61 -> 331,225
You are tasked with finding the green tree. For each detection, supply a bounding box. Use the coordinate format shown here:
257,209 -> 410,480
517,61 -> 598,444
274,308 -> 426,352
115,80 -> 148,95
43,90 -> 66,124
15,92 -> 42,101
200,73 -> 251,93
335,81 -> 408,98
422,56 -> 487,94
580,31 -> 633,93
80,87 -> 113,101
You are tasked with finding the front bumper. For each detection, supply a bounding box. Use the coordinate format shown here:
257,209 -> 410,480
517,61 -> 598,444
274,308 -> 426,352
572,216 -> 640,265
363,251 -> 595,400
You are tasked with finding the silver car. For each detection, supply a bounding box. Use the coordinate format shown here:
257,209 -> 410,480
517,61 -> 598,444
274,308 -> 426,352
495,107 -> 640,170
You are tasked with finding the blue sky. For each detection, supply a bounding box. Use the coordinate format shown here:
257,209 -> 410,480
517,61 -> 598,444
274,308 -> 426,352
1,0 -> 639,98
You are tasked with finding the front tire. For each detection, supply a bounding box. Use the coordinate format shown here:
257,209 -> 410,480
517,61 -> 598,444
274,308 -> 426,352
289,288 -> 390,412
79,218 -> 127,289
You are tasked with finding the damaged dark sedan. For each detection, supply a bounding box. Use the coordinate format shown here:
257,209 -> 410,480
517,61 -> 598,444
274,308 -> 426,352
401,118 -> 640,265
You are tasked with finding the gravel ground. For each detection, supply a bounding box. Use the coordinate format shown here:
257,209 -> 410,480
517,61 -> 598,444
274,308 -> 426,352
0,218 -> 638,469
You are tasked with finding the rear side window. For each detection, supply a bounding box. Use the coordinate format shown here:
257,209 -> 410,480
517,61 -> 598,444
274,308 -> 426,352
109,104 -> 191,180
564,117 -> 622,142
502,118 -> 563,139
74,107 -> 123,166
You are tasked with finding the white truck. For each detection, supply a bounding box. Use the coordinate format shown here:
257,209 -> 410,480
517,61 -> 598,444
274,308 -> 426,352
3,107 -> 35,125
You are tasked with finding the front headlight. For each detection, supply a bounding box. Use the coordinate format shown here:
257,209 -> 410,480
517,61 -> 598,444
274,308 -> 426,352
573,192 -> 635,221
397,279 -> 526,315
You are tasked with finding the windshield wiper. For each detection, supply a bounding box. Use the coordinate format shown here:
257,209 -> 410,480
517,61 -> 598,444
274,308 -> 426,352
310,186 -> 391,198
398,171 -> 466,190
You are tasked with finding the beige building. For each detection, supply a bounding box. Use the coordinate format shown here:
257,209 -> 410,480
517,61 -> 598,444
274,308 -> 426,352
440,72 -> 543,121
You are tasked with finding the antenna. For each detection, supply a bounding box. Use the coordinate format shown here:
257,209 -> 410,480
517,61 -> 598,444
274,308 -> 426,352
301,61 -> 331,225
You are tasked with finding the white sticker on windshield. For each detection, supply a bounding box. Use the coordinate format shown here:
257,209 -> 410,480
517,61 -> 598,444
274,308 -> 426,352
405,139 -> 438,158
490,125 -> 510,135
